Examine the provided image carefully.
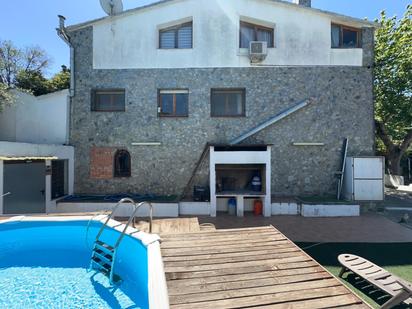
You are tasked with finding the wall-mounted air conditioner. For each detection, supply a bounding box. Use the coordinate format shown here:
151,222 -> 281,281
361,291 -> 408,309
249,41 -> 268,63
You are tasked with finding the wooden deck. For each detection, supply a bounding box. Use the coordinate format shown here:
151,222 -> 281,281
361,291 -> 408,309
160,226 -> 369,309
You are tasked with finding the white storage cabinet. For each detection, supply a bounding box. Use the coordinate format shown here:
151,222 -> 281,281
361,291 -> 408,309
343,157 -> 384,201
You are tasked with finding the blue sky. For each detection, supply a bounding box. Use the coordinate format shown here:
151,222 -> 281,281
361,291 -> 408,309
0,0 -> 409,76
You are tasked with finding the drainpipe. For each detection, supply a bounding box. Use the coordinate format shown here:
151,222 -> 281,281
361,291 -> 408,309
56,15 -> 75,98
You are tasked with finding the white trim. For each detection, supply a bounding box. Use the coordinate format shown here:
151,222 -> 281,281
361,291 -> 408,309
0,161 -> 3,214
210,146 -> 271,217
147,241 -> 170,309
131,142 -> 162,146
292,142 -> 325,146
159,89 -> 189,94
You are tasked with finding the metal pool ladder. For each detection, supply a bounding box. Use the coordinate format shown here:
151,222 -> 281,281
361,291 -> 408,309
90,198 -> 153,284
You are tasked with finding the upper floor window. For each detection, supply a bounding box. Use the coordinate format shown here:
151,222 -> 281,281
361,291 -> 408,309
211,88 -> 245,117
240,21 -> 274,48
158,89 -> 189,117
159,22 -> 193,49
91,89 -> 125,112
331,24 -> 361,48
114,150 -> 131,178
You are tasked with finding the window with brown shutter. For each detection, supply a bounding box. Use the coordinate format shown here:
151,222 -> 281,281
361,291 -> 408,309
211,89 -> 246,117
91,89 -> 125,112
158,89 -> 189,117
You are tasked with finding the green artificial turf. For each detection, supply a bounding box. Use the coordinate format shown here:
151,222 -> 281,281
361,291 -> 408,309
298,243 -> 412,308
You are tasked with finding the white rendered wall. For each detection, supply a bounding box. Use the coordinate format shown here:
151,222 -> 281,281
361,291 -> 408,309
209,146 -> 271,217
0,90 -> 69,145
92,0 -> 365,69
0,142 -> 74,199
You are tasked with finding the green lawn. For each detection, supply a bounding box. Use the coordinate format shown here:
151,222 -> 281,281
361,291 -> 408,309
298,243 -> 412,308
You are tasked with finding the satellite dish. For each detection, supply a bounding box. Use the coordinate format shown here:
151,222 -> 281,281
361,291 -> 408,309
100,0 -> 123,16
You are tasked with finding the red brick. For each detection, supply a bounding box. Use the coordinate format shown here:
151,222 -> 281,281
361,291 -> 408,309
90,147 -> 115,179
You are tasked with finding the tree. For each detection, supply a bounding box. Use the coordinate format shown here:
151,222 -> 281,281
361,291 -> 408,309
0,39 -> 51,87
15,69 -> 51,96
0,83 -> 15,112
48,65 -> 70,91
375,5 -> 412,175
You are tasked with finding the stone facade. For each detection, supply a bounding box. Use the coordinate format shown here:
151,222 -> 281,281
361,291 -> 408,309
69,26 -> 375,197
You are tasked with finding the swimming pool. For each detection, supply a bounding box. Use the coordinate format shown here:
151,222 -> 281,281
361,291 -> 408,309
0,216 -> 169,309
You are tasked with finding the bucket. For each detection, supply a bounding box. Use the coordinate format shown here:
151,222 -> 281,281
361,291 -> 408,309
251,176 -> 262,192
228,198 -> 237,216
253,200 -> 263,216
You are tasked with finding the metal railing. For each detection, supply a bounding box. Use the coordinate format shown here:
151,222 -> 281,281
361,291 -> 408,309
95,198 -> 153,245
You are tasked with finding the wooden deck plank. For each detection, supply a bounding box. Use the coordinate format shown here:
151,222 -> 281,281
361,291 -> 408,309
165,255 -> 311,273
168,272 -> 333,296
161,234 -> 286,248
161,241 -> 293,256
246,294 -> 366,309
164,251 -> 303,267
162,247 -> 300,262
169,286 -> 357,309
161,225 -> 369,308
169,278 -> 341,304
167,266 -> 325,288
166,260 -> 319,280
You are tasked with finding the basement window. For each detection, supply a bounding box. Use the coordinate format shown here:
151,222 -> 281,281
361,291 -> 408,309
159,22 -> 193,49
91,89 -> 125,112
331,24 -> 361,48
211,89 -> 245,117
114,150 -> 131,178
240,21 -> 274,48
158,89 -> 189,117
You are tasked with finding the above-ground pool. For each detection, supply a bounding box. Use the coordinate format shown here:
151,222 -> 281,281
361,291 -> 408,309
0,217 -> 168,309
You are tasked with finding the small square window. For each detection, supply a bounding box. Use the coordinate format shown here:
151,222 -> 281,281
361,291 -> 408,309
159,22 -> 193,49
331,23 -> 361,48
91,89 -> 125,112
240,21 -> 274,48
158,89 -> 189,117
211,89 -> 245,117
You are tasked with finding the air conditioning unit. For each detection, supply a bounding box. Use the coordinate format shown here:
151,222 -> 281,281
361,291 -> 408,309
249,41 -> 268,63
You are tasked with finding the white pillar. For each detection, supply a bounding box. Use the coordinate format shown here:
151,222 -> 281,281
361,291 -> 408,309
0,160 -> 3,214
264,146 -> 272,217
209,146 -> 216,217
68,157 -> 74,195
45,160 -> 52,213
236,196 -> 244,217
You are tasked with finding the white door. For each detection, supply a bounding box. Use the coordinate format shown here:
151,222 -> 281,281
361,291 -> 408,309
353,157 -> 383,179
354,179 -> 384,201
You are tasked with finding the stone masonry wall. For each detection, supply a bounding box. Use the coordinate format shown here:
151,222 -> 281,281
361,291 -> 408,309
69,26 -> 375,197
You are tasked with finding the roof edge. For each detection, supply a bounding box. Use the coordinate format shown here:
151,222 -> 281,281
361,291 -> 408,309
65,0 -> 378,32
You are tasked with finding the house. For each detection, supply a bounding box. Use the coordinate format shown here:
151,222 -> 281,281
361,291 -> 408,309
57,0 -> 377,217
0,90 -> 74,215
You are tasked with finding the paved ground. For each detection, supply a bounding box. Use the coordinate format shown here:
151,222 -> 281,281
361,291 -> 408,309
198,212 -> 412,243
384,189 -> 412,229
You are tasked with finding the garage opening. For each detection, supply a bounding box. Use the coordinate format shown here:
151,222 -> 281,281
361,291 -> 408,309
3,160 -> 46,214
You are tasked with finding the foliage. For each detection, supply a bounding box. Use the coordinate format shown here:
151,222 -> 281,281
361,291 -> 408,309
0,40 -> 50,87
14,65 -> 70,96
374,5 -> 412,174
15,69 -> 50,96
48,65 -> 70,92
0,83 -> 15,112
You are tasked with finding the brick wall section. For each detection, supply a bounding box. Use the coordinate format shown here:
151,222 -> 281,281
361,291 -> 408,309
90,147 -> 115,179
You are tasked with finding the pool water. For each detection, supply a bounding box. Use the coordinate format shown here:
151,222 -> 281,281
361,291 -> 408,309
0,220 -> 149,309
